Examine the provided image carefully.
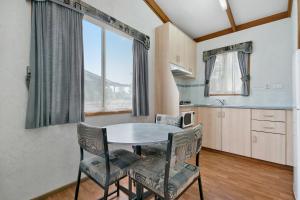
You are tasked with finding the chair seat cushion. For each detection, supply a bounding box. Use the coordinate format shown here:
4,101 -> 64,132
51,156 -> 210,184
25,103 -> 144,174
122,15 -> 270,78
141,143 -> 167,156
80,149 -> 140,186
129,156 -> 199,199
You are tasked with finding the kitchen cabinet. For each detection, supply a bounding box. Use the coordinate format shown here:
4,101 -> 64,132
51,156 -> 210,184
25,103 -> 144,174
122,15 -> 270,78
155,22 -> 196,115
251,109 -> 293,165
169,24 -> 185,68
155,23 -> 180,115
159,22 -> 196,78
251,131 -> 286,164
185,37 -> 197,77
197,107 -> 222,150
180,106 -> 293,165
221,108 -> 251,157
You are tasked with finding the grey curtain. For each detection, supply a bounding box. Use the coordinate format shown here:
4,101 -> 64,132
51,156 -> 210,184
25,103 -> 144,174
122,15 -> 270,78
26,0 -> 84,129
204,55 -> 217,97
237,52 -> 250,96
132,39 -> 149,116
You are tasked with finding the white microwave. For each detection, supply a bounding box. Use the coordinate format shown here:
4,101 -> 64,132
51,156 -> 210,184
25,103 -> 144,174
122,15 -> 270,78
180,111 -> 195,128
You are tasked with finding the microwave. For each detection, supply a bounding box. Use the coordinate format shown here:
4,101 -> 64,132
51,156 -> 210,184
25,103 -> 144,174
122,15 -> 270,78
180,111 -> 195,128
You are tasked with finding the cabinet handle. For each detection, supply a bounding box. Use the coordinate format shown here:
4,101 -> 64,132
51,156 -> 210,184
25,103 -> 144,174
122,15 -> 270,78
222,112 -> 225,118
263,127 -> 274,130
218,112 -> 221,118
252,135 -> 257,143
263,115 -> 274,118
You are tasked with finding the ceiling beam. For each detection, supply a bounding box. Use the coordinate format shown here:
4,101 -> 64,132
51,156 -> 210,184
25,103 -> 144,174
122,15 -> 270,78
194,11 -> 289,42
288,0 -> 293,17
194,28 -> 233,43
144,0 -> 170,23
225,0 -> 237,32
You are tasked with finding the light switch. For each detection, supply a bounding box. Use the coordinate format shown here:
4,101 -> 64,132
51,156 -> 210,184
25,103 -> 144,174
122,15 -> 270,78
265,84 -> 271,89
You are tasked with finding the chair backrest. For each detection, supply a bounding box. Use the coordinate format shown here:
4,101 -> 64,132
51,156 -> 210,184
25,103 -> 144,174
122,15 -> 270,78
155,114 -> 182,128
167,123 -> 203,169
77,122 -> 108,156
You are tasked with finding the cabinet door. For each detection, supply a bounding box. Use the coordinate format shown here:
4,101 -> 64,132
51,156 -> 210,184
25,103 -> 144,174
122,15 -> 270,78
197,107 -> 222,150
222,108 -> 251,156
252,131 -> 286,164
185,37 -> 196,78
169,24 -> 184,67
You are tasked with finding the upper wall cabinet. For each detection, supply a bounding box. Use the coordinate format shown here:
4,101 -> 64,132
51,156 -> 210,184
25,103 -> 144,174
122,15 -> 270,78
159,22 -> 196,78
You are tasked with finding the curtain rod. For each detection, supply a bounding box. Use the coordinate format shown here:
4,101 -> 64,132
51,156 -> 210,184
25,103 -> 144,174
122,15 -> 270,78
30,0 -> 150,50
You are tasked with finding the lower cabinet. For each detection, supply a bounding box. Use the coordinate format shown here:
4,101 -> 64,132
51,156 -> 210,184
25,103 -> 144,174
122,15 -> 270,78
197,107 -> 222,150
221,108 -> 251,157
181,107 -> 293,166
251,131 -> 286,165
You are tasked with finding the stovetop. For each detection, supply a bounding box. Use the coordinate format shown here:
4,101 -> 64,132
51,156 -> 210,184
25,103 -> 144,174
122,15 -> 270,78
179,100 -> 192,105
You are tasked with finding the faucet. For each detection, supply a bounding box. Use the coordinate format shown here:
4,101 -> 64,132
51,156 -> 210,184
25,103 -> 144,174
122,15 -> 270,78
216,99 -> 225,106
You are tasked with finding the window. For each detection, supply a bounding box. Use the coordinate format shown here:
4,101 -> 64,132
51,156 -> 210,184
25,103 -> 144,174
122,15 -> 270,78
83,19 -> 133,113
210,51 -> 243,95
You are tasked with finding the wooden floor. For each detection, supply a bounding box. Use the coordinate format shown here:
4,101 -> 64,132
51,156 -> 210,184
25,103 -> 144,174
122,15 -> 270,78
44,149 -> 294,200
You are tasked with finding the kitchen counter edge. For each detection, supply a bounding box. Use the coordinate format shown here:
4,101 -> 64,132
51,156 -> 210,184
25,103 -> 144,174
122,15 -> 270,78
179,104 -> 293,110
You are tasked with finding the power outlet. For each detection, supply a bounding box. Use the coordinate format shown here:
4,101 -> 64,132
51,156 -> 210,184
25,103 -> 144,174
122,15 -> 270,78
273,83 -> 283,89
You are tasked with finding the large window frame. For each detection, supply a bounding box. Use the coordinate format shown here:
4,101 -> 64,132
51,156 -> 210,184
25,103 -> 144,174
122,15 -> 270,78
83,16 -> 133,116
209,51 -> 250,96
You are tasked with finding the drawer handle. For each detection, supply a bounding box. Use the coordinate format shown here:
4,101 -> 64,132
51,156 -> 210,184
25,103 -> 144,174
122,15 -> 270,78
263,115 -> 274,118
263,127 -> 274,130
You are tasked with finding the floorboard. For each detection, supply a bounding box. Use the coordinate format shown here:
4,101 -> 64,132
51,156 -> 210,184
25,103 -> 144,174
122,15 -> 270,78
42,150 -> 294,200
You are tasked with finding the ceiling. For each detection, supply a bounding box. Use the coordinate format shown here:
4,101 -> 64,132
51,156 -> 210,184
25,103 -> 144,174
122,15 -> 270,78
149,0 -> 291,41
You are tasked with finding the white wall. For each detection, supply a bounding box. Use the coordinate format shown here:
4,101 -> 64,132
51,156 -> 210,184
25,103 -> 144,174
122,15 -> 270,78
180,19 -> 293,107
0,0 -> 161,199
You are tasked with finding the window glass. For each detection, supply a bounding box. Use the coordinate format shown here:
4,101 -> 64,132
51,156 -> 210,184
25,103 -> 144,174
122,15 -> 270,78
83,20 -> 103,112
105,30 -> 133,110
82,19 -> 133,113
210,51 -> 243,95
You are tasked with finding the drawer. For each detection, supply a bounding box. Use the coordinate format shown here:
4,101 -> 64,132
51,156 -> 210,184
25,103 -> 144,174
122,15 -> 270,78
251,120 -> 286,134
252,109 -> 286,122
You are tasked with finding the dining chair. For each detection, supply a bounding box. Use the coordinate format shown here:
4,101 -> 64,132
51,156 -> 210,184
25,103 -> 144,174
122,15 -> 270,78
74,123 -> 140,200
128,123 -> 204,200
139,114 -> 183,156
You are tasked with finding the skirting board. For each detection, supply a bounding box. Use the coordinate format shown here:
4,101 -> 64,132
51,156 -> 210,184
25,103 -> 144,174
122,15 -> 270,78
31,177 -> 89,200
202,147 -> 293,171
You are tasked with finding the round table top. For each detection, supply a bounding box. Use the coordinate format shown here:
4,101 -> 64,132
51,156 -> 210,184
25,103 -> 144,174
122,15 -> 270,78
105,123 -> 182,145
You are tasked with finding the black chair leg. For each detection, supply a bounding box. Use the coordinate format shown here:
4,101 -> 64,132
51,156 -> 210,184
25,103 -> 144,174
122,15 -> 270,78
74,168 -> 81,200
117,181 -> 120,196
129,177 -> 133,200
198,176 -> 204,200
103,186 -> 109,200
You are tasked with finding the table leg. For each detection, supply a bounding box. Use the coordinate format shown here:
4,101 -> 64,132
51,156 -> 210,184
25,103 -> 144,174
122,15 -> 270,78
135,146 -> 143,200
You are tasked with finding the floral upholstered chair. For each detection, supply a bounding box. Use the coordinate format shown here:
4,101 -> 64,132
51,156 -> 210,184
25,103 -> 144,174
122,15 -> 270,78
129,123 -> 204,200
139,114 -> 183,156
74,123 -> 140,200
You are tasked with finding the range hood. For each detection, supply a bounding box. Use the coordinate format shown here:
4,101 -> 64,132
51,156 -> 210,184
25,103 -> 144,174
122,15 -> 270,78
170,63 -> 192,77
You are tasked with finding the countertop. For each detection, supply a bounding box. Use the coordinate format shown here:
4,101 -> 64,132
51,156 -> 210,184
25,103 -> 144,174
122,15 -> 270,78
179,104 -> 293,110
